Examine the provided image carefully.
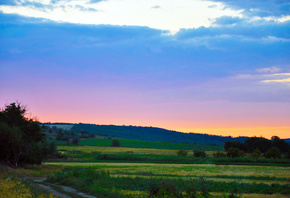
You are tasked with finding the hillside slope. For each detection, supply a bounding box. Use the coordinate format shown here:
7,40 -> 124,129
44,123 -> 248,146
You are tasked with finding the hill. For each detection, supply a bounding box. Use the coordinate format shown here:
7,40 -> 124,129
43,123 -> 249,146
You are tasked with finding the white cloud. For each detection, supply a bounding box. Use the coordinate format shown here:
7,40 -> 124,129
0,0 -> 243,33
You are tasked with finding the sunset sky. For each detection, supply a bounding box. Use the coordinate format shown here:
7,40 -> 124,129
1,0 -> 289,139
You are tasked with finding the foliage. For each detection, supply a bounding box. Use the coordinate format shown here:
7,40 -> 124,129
177,150 -> 188,157
193,150 -> 206,158
225,136 -> 289,154
213,151 -> 226,158
148,179 -> 183,198
227,147 -> 245,158
41,125 -> 95,142
286,150 -> 290,159
0,177 -> 55,198
250,148 -> 262,159
224,141 -> 246,152
45,167 -> 290,197
0,103 -> 46,167
112,139 -> 121,147
264,147 -> 281,159
271,136 -> 290,153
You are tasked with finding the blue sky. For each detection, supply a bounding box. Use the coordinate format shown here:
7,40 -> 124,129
0,0 -> 289,138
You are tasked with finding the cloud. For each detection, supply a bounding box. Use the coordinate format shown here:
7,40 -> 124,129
89,0 -> 106,3
211,0 -> 290,17
263,78 -> 290,83
213,16 -> 244,25
261,73 -> 290,85
176,20 -> 290,40
0,0 -> 242,32
256,67 -> 281,74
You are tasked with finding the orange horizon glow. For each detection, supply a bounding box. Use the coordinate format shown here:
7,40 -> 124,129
39,114 -> 290,139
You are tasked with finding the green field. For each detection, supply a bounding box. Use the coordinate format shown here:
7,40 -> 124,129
3,137 -> 289,198
55,145 -> 290,166
36,139 -> 289,197
45,162 -> 290,197
79,138 -> 223,151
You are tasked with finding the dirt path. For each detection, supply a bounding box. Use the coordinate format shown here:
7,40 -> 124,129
24,177 -> 97,198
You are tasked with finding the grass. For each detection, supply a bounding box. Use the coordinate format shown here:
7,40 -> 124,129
45,162 -> 290,178
45,167 -> 290,197
79,138 -> 223,151
55,145 -> 290,166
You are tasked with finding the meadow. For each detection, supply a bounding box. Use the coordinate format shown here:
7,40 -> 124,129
2,138 -> 289,198
55,144 -> 290,166
39,139 -> 290,197
45,162 -> 290,198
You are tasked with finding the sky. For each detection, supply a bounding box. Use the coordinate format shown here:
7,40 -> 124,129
0,0 -> 290,139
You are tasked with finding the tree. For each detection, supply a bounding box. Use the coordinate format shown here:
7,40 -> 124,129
250,148 -> 262,159
224,141 -> 246,152
193,150 -> 206,158
244,137 -> 271,153
264,147 -> 281,159
227,147 -> 244,158
0,102 -> 45,167
271,136 -> 289,154
177,150 -> 188,157
112,139 -> 121,147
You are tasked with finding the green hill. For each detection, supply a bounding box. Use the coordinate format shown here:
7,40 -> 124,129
44,123 -> 248,146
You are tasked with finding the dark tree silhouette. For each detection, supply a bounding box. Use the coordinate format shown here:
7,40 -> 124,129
0,102 -> 45,167
112,139 -> 121,147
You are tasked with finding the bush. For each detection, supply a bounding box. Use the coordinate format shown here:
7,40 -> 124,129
193,150 -> 207,158
112,140 -> 121,147
250,148 -> 262,159
264,147 -> 281,159
227,147 -> 245,158
213,151 -> 226,158
177,150 -> 188,157
148,179 -> 183,198
286,150 -> 290,159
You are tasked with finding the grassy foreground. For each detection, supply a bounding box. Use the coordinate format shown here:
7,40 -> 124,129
45,162 -> 290,198
0,165 -> 59,198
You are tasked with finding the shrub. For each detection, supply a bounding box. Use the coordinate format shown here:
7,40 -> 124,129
286,150 -> 290,159
112,140 -> 121,147
148,179 -> 183,198
193,150 -> 206,158
213,151 -> 226,158
177,150 -> 188,157
198,177 -> 210,198
227,147 -> 245,158
250,148 -> 262,159
264,147 -> 281,159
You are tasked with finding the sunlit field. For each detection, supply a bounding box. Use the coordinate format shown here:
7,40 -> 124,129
45,162 -> 290,198
45,162 -> 290,179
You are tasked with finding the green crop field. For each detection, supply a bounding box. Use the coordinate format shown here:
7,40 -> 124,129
39,142 -> 290,197
45,162 -> 290,198
79,138 -> 223,151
